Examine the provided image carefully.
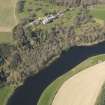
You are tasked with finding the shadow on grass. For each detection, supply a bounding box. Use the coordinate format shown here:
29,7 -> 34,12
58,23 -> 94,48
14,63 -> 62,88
7,41 -> 105,105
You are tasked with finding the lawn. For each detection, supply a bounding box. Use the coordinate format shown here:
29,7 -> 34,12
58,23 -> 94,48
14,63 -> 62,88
0,0 -> 17,32
37,54 -> 105,105
0,32 -> 14,44
90,5 -> 105,21
0,86 -> 14,105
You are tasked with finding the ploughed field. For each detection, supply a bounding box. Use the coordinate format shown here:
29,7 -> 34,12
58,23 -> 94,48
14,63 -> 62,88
52,62 -> 105,105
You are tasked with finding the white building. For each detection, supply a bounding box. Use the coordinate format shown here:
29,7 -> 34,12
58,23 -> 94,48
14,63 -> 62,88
42,15 -> 56,24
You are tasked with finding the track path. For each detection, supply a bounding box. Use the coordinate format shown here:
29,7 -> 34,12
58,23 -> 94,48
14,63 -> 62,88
52,62 -> 105,105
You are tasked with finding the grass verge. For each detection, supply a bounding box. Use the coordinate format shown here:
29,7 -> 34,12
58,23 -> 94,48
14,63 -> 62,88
95,82 -> 105,105
0,86 -> 14,105
37,54 -> 105,105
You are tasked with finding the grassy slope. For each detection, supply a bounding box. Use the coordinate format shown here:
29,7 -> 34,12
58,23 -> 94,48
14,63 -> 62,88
38,54 -> 105,105
95,83 -> 105,105
0,86 -> 14,105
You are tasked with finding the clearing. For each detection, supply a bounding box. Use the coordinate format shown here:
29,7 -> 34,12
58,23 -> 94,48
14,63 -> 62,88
0,0 -> 17,32
52,62 -> 105,105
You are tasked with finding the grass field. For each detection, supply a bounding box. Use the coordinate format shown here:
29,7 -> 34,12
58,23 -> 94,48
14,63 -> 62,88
37,54 -> 105,105
0,86 -> 14,105
90,5 -> 105,21
0,0 -> 17,32
0,32 -> 13,44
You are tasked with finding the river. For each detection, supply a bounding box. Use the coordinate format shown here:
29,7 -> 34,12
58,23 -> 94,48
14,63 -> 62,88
7,41 -> 105,105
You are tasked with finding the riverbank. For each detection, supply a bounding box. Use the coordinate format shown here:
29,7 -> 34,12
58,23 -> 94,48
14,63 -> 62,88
6,40 -> 105,105
0,86 -> 14,105
52,61 -> 105,105
38,54 -> 105,105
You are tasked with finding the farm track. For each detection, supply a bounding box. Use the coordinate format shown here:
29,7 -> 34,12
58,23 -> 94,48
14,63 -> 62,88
52,62 -> 105,105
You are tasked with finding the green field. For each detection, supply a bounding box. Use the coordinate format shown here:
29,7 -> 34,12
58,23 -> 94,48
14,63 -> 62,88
0,32 -> 13,44
0,86 -> 14,105
90,5 -> 105,21
38,54 -> 105,105
0,0 -> 17,31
